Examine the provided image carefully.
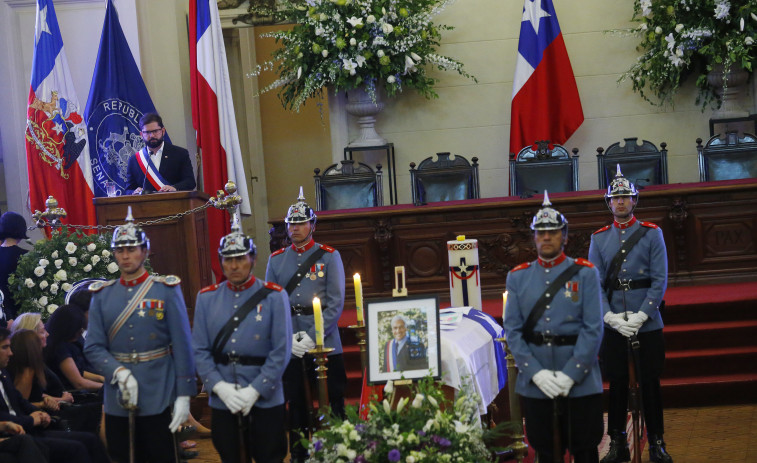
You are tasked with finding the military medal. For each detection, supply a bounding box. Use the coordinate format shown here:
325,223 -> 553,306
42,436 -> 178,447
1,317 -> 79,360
565,281 -> 579,302
137,309 -> 146,317
315,263 -> 325,278
255,304 -> 263,322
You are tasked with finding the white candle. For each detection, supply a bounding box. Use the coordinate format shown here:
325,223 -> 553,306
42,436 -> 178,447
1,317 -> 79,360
502,291 -> 508,321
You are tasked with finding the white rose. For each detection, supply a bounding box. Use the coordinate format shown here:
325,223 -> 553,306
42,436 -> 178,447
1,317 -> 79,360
68,257 -> 77,266
83,264 -> 93,273
38,296 -> 48,307
322,49 -> 329,57
366,15 -> 376,24
54,259 -> 63,269
91,255 -> 101,265
747,37 -> 755,45
39,259 -> 49,267
34,266 -> 45,277
675,24 -> 684,33
407,457 -> 416,463
47,304 -> 58,314
62,283 -> 72,292
655,26 -> 662,34
54,270 -> 67,281
350,37 -> 357,46
25,278 -> 35,288
39,280 -> 49,290
381,23 -> 394,34
51,251 -> 59,258
50,283 -> 59,295
377,50 -> 385,58
107,262 -> 119,274
87,243 -> 96,252
65,242 -> 77,254
101,250 -> 111,257
387,75 -> 396,83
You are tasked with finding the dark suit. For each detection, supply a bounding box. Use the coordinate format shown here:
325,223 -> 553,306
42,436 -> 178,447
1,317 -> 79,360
125,143 -> 196,194
382,338 -> 428,372
0,370 -> 108,463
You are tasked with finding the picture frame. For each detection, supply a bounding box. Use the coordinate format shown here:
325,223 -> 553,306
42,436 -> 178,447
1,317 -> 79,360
365,295 -> 441,384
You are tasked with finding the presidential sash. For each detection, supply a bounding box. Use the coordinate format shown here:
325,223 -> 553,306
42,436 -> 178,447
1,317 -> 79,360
135,148 -> 168,191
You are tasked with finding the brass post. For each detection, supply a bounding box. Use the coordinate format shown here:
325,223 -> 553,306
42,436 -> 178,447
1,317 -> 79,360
496,336 -> 528,463
347,324 -> 367,374
309,346 -> 335,418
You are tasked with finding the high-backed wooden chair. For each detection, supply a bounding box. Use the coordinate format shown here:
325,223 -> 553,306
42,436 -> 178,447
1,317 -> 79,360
510,141 -> 579,198
313,160 -> 383,211
597,137 -> 668,189
409,152 -> 480,206
697,132 -> 757,181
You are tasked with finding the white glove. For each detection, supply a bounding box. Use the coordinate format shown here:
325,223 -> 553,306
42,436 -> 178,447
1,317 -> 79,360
168,396 -> 190,432
626,311 -> 649,333
554,371 -> 575,397
213,381 -> 245,414
532,370 -> 561,399
604,312 -> 635,338
291,333 -> 308,358
239,385 -> 260,416
114,368 -> 138,407
299,332 -> 316,351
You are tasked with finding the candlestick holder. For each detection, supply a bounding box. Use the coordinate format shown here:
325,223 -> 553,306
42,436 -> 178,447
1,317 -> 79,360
347,324 -> 367,374
495,336 -> 528,463
308,345 -> 336,417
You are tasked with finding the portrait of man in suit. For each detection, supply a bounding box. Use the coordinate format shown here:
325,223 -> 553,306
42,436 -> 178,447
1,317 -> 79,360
125,112 -> 196,194
381,312 -> 428,373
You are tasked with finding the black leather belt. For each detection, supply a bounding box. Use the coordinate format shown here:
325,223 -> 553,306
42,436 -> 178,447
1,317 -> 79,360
213,353 -> 266,366
291,305 -> 314,316
613,278 -> 652,291
525,332 -> 579,346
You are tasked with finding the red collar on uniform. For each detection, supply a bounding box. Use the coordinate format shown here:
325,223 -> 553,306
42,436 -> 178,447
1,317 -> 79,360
613,216 -> 637,229
227,276 -> 256,292
538,253 -> 566,268
292,239 -> 315,253
120,271 -> 149,287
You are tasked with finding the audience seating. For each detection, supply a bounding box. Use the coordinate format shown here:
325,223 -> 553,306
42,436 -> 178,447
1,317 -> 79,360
409,152 -> 480,206
313,160 -> 383,211
697,132 -> 757,181
596,137 -> 668,188
510,140 -> 578,198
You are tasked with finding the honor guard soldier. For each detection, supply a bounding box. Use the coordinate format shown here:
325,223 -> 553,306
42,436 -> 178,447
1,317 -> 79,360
192,215 -> 292,463
265,188 -> 346,463
503,192 -> 604,463
84,207 -> 196,463
589,166 -> 672,463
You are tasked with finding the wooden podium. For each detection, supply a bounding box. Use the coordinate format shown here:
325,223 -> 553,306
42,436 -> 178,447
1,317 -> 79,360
93,191 -> 213,316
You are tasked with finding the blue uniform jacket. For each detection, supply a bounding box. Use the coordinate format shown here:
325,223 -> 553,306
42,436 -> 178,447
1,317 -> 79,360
503,255 -> 604,399
588,217 -> 667,332
192,277 -> 292,410
84,274 -> 197,417
265,240 -> 345,355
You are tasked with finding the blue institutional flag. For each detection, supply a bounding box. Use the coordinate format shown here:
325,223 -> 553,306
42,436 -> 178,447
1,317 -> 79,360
84,0 -> 166,197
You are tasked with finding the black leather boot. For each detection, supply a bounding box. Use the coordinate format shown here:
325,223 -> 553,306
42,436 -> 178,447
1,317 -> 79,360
600,431 -> 630,463
648,435 -> 673,463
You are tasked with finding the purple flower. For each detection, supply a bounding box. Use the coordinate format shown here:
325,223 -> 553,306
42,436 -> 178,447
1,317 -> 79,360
367,441 -> 378,451
388,449 -> 401,462
355,424 -> 366,432
355,456 -> 368,463
313,440 -> 323,452
432,435 -> 451,448
417,430 -> 426,437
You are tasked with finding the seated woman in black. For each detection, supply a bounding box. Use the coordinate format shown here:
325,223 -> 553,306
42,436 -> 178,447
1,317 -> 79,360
43,305 -> 103,391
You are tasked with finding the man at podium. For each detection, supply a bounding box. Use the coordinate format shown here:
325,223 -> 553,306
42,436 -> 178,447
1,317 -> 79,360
126,112 -> 196,195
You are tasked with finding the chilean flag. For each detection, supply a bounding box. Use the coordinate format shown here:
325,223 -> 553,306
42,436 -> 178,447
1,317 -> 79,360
509,0 -> 584,155
25,0 -> 96,228
190,0 -> 252,280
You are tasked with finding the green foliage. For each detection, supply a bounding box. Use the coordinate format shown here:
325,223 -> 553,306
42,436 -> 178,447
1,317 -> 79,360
7,227 -> 148,320
620,0 -> 757,108
250,0 -> 476,111
306,377 -> 496,462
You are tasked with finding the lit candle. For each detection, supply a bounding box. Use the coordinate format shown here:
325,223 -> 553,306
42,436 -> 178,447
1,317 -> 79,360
313,297 -> 324,347
502,291 -> 508,321
353,273 -> 364,326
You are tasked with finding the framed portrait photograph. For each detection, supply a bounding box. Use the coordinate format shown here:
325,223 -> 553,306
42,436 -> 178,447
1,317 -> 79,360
365,295 -> 441,384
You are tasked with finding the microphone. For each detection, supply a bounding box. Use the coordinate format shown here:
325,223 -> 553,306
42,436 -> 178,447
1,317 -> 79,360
140,172 -> 148,195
